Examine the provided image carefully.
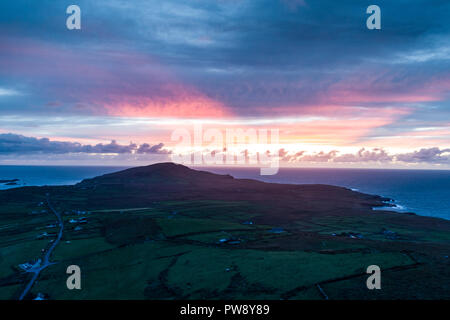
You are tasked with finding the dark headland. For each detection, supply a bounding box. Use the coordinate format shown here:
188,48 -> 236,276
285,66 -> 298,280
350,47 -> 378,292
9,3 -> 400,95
0,162 -> 449,300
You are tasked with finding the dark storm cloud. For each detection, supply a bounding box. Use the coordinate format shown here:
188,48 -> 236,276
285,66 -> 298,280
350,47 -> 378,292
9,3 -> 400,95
279,147 -> 450,164
0,133 -> 169,155
396,147 -> 450,164
137,143 -> 168,154
259,146 -> 448,165
0,0 -> 448,119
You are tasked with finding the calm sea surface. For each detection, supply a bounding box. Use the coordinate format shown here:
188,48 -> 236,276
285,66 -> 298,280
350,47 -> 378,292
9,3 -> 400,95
0,165 -> 449,220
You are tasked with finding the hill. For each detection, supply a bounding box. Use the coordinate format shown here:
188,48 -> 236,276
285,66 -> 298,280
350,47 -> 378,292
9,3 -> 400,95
73,163 -> 389,219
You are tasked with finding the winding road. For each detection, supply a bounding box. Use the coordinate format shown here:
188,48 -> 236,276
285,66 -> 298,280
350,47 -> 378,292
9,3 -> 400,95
19,195 -> 64,300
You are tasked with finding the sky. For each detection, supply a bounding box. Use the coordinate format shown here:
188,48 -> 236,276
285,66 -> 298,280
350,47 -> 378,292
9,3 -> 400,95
0,0 -> 449,168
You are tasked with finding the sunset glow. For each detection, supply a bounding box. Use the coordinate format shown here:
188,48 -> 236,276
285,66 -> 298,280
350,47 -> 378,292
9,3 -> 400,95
0,0 -> 449,168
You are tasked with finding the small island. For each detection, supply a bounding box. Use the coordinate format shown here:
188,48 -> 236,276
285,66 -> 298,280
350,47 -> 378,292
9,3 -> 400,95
0,179 -> 19,185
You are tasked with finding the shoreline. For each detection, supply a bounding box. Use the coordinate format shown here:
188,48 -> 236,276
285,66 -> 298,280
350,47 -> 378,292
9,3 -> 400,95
0,165 -> 448,221
1,179 -> 448,222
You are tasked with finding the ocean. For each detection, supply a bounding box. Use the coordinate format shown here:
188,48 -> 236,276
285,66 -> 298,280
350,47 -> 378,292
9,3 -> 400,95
0,165 -> 449,220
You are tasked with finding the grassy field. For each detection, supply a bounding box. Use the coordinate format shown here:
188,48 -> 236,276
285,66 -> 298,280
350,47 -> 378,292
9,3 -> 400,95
0,164 -> 449,300
0,199 -> 431,300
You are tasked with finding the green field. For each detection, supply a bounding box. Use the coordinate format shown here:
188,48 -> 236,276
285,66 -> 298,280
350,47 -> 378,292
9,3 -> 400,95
0,164 -> 449,300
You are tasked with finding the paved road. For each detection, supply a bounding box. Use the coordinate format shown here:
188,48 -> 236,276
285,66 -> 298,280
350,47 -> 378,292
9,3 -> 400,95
19,196 -> 64,300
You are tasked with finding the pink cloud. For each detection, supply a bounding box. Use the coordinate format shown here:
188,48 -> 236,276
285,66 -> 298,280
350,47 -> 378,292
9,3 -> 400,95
0,36 -> 232,118
101,87 -> 231,118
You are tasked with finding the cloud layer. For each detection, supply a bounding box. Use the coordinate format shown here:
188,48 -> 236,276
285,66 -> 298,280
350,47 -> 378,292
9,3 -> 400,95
1,133 -> 448,166
0,133 -> 169,155
280,147 -> 450,165
0,1 -> 448,166
0,0 -> 449,117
